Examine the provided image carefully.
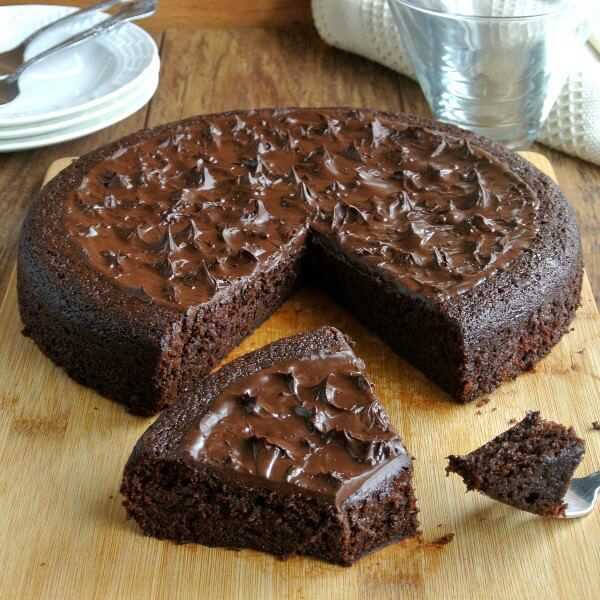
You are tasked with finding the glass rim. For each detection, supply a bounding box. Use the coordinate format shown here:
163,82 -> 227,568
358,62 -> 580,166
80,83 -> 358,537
388,0 -> 576,21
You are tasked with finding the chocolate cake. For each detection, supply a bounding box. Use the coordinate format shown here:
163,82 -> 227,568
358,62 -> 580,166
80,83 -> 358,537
446,412 -> 585,516
121,326 -> 419,565
18,108 -> 583,414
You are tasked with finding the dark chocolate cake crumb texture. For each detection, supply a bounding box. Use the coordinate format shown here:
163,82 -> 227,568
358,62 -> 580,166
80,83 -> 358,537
121,327 -> 419,565
431,533 -> 455,547
446,411 -> 585,516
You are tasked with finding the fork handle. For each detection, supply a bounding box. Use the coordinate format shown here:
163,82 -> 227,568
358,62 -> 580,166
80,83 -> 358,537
22,0 -> 126,48
7,0 -> 157,84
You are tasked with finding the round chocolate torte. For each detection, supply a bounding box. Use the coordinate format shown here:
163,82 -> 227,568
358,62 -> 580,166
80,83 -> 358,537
18,108 -> 583,415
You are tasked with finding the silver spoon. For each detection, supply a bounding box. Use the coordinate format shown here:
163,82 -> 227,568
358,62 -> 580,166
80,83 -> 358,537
564,471 -> 600,518
0,0 -> 131,75
0,0 -> 157,107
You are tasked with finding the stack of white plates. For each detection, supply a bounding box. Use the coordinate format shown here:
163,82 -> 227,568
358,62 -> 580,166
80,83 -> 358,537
0,5 -> 160,152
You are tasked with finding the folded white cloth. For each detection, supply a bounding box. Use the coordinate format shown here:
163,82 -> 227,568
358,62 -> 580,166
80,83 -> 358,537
312,0 -> 600,164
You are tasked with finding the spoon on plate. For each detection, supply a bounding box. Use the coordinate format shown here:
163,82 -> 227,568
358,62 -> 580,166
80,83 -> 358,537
0,0 -> 157,107
0,0 -> 132,75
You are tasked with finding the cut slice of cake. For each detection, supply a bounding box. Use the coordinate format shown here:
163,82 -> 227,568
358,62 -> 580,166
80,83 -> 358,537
121,326 -> 419,565
446,411 -> 585,516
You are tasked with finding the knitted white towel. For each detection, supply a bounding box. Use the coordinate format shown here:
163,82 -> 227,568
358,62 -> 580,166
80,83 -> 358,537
312,0 -> 600,164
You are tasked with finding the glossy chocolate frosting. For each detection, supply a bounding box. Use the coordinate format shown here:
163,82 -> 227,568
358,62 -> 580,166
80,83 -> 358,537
182,339 -> 410,505
63,108 -> 540,307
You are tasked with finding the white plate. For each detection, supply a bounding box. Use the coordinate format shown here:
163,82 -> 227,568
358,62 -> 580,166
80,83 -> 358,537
0,73 -> 158,152
0,5 -> 158,126
0,61 -> 159,139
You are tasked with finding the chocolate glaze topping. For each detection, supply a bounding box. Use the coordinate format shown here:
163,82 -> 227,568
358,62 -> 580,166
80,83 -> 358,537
182,340 -> 410,505
64,108 -> 540,306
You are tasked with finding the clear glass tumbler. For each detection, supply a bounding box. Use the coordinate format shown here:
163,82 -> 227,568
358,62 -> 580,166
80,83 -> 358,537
388,0 -> 594,149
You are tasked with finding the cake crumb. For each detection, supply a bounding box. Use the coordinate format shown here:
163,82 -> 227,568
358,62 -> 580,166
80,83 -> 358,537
476,410 -> 482,415
475,397 -> 490,408
508,418 -> 518,425
491,407 -> 497,412
432,533 -> 455,547
592,421 -> 600,431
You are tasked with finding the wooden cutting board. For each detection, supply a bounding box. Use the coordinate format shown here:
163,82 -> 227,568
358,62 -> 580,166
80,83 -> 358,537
0,153 -> 598,600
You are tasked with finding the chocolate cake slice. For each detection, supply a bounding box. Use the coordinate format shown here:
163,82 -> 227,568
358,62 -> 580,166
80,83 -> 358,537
446,412 -> 585,516
121,326 -> 419,565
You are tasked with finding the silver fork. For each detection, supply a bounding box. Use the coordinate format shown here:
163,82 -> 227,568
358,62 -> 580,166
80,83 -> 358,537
0,0 -> 130,75
0,0 -> 157,107
564,471 -> 600,518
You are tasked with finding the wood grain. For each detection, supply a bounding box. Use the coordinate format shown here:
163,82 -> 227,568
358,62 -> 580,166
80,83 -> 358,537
0,0 -> 313,28
0,153 -> 598,599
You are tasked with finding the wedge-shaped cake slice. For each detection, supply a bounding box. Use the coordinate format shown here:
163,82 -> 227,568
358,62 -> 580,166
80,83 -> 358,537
446,412 -> 584,516
121,326 -> 419,565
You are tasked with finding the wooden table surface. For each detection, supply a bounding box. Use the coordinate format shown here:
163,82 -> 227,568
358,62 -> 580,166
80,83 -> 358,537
0,153 -> 598,600
0,0 -> 314,28
0,26 -> 598,309
0,24 -> 599,600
